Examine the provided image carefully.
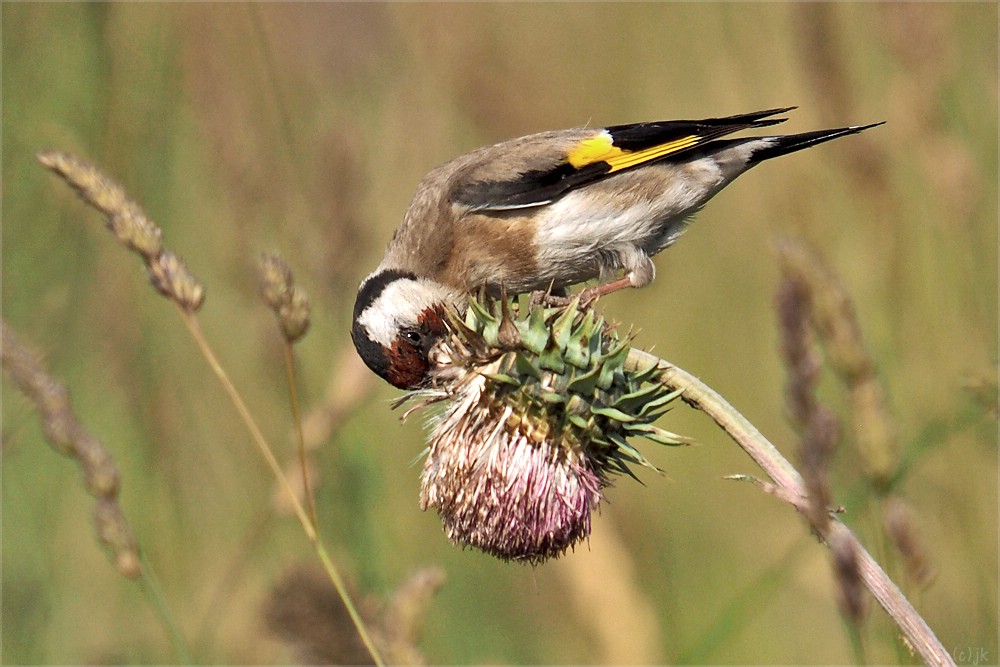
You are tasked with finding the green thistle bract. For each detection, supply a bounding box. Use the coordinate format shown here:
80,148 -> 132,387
400,293 -> 690,564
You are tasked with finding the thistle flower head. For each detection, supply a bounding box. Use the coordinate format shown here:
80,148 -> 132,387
399,294 -> 689,564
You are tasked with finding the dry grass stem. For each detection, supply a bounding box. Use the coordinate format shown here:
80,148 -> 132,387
272,457 -> 318,517
2,320 -> 141,579
35,150 -> 164,257
258,252 -> 317,526
553,525 -> 663,664
174,308 -> 383,664
775,275 -> 823,426
146,251 -> 206,312
772,240 -> 948,655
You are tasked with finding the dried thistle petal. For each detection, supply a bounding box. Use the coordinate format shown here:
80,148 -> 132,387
404,294 -> 689,563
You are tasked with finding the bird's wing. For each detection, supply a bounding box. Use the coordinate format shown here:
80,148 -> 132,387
452,107 -> 795,211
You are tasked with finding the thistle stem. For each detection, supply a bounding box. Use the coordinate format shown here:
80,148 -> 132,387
627,350 -> 954,667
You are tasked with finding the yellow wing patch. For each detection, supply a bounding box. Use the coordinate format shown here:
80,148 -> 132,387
566,131 -> 701,173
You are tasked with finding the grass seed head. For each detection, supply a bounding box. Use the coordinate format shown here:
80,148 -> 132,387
259,252 -> 312,342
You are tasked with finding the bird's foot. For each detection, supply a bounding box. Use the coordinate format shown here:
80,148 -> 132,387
531,275 -> 635,309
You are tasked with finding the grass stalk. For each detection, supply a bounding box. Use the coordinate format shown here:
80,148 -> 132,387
139,551 -> 195,664
283,341 -> 319,529
176,308 -> 316,539
176,306 -> 384,665
38,151 -> 383,665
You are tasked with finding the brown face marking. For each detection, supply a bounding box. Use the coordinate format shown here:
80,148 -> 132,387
384,305 -> 449,389
385,340 -> 430,389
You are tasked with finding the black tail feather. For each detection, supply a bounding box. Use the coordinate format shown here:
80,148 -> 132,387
750,121 -> 885,164
695,106 -> 797,128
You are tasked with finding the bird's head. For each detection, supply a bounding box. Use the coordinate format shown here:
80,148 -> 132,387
352,270 -> 460,389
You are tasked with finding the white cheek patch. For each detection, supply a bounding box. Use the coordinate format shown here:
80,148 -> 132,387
357,277 -> 459,347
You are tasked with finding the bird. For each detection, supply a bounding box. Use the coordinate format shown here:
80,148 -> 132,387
352,107 -> 883,389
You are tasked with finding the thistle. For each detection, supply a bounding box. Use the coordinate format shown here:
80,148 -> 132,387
398,294 -> 690,564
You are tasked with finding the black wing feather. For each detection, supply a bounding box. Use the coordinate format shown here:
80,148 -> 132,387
453,161 -> 611,211
604,106 -> 794,151
454,107 -> 796,211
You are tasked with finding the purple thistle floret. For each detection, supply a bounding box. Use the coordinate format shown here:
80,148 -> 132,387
419,374 -> 606,563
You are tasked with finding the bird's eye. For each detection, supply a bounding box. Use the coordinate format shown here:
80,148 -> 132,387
402,329 -> 422,345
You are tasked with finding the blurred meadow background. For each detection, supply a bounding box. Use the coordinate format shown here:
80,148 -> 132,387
2,3 -> 996,664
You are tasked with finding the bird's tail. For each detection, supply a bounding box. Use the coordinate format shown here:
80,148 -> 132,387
750,121 -> 885,164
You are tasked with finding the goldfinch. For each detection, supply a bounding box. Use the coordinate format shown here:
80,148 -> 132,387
352,107 -> 882,388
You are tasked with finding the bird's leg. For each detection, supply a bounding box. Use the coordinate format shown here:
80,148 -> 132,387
577,275 -> 636,304
576,251 -> 654,305
534,275 -> 635,308
536,251 -> 653,307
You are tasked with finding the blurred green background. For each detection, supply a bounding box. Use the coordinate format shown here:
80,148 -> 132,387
3,3 -> 996,664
